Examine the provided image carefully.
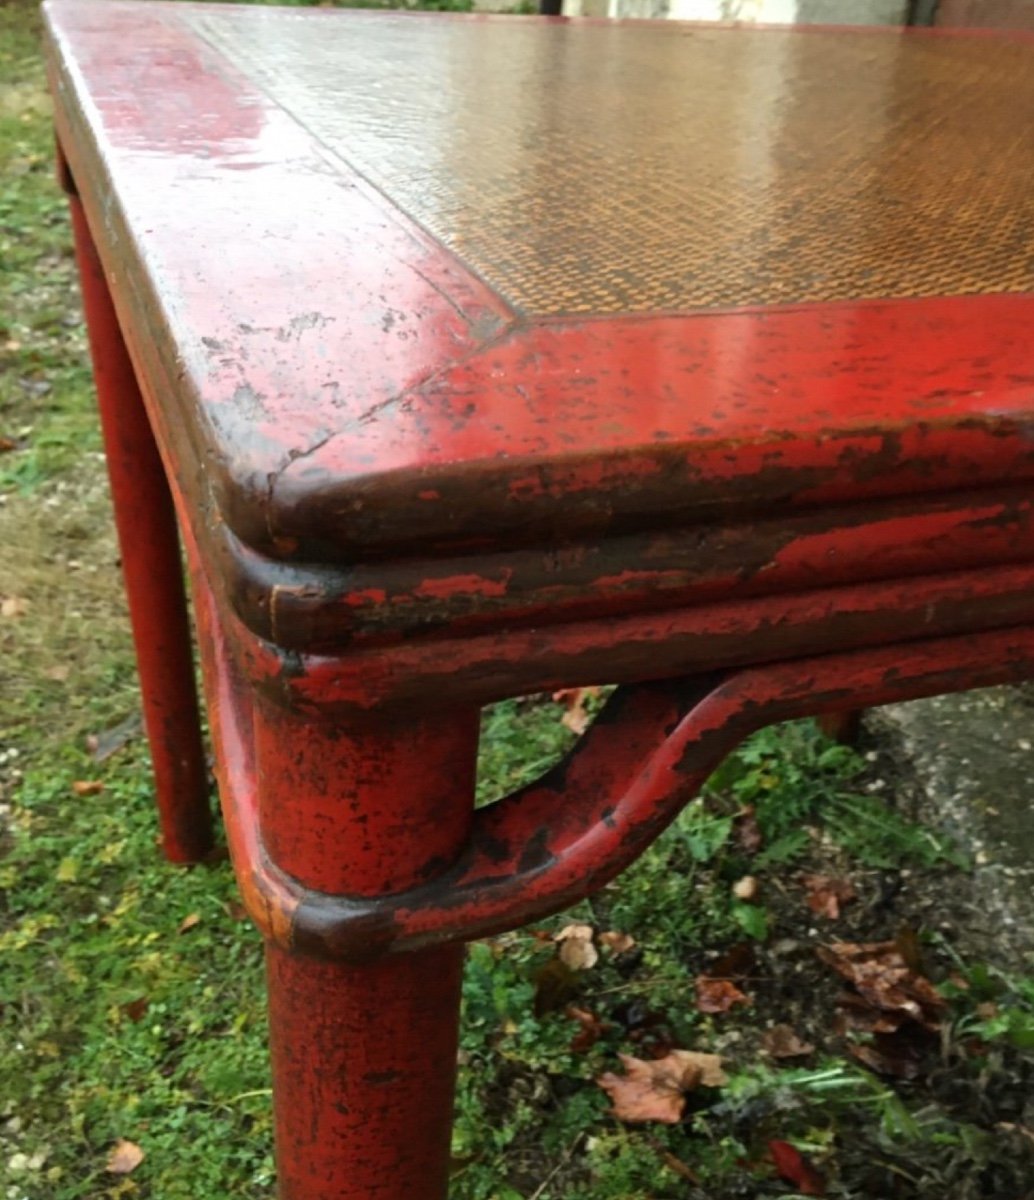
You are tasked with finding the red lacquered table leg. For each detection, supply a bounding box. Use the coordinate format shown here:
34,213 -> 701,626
252,699 -> 480,1200
68,189 -> 212,863
818,709 -> 864,745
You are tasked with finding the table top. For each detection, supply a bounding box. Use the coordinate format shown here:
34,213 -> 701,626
45,1 -> 1034,564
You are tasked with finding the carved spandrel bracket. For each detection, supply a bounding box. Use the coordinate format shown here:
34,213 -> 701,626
201,598 -> 1034,963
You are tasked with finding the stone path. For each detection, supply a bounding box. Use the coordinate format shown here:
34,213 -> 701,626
871,687 -> 1034,969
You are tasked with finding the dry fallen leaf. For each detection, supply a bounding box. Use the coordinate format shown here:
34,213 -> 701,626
801,874 -> 857,920
599,930 -> 636,955
695,976 -> 751,1014
833,990 -> 907,1035
122,997 -> 151,1023
0,595 -> 28,619
106,1140 -> 144,1175
597,1050 -> 727,1124
817,940 -> 944,1032
567,1006 -> 608,1053
551,687 -> 603,735
71,780 -> 104,797
761,1023 -> 815,1060
178,912 -> 201,934
675,1050 -> 728,1088
44,664 -> 71,682
555,923 -> 598,971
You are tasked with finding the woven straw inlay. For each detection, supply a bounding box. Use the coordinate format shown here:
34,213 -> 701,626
194,13 -> 1034,316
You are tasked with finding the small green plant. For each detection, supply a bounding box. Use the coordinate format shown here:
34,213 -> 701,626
718,1060 -> 921,1142
823,790 -> 968,870
940,948 -> 1034,1051
710,719 -> 965,870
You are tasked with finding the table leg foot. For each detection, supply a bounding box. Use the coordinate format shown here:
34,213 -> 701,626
244,695 -> 480,1197
818,709 -> 865,745
267,942 -> 463,1200
68,192 -> 212,863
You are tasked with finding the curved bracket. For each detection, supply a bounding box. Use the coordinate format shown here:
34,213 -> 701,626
203,584 -> 1034,962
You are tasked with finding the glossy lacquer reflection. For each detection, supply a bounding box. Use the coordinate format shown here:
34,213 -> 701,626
45,2 -> 1034,567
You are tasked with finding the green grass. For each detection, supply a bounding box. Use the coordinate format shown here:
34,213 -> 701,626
0,6 -> 96,498
3,2 -> 1034,1197
0,751 -> 272,1199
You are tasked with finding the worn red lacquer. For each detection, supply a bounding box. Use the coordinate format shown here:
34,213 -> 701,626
46,2 -> 1034,1197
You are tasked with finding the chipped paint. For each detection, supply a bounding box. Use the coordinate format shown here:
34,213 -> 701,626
51,5 -> 1034,1199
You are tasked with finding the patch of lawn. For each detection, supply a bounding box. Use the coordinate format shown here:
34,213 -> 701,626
0,749 -> 271,1199
0,4 -> 96,498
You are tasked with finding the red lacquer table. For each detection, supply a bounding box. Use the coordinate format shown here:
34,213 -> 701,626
44,3 -> 1034,1196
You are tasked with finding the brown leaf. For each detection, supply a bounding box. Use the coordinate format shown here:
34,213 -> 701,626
833,991 -> 908,1035
761,1023 -> 814,1059
177,912 -> 201,934
817,941 -> 945,1032
567,1006 -> 607,1053
44,665 -> 71,682
0,436 -> 17,453
677,1050 -> 729,1088
224,899 -> 249,922
599,930 -> 636,955
122,997 -> 150,1023
551,687 -> 602,736
802,874 -> 856,919
801,874 -> 857,920
695,976 -> 751,1014
555,923 -> 598,971
106,1140 -> 144,1175
0,595 -> 28,619
597,1050 -> 726,1124
71,780 -> 104,797
597,1056 -> 686,1124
